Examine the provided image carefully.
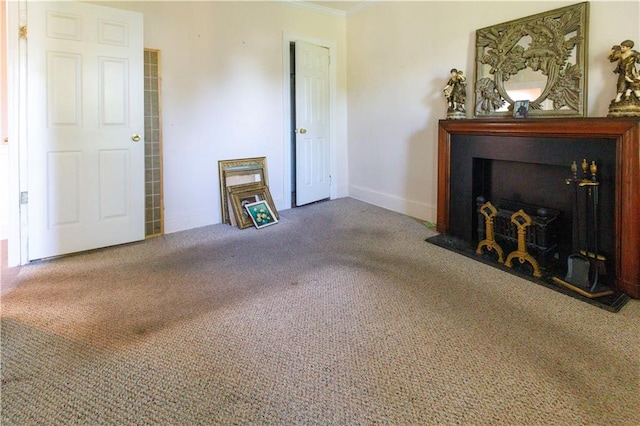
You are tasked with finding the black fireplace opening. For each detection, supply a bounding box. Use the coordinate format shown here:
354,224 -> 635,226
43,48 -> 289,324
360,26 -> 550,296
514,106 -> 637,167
432,133 -> 628,309
473,159 -> 573,255
470,158 -> 616,281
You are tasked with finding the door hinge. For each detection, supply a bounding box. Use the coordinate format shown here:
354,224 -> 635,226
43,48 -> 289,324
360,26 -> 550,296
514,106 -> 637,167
20,192 -> 28,204
19,26 -> 27,40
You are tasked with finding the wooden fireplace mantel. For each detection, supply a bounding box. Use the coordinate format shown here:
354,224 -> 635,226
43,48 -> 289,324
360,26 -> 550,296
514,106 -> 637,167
437,117 -> 640,298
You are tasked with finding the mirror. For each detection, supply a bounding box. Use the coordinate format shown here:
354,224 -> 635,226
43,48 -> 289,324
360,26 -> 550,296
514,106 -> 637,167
474,2 -> 589,118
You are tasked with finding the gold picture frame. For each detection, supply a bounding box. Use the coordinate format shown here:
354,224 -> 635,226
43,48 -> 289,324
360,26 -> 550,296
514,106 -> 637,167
225,182 -> 263,227
229,184 -> 278,229
474,2 -> 589,118
218,157 -> 268,224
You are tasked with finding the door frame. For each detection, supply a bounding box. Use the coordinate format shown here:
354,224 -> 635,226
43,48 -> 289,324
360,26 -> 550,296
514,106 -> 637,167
281,32 -> 337,210
6,0 -> 26,266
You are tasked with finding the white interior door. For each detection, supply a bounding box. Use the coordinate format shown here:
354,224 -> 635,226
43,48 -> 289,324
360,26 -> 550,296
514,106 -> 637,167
295,41 -> 330,206
27,1 -> 144,260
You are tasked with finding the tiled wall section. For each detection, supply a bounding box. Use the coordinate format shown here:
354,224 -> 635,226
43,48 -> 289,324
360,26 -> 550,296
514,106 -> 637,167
144,49 -> 162,237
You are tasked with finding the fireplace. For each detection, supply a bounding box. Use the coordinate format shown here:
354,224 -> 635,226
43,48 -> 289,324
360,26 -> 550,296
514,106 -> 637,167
436,118 -> 640,299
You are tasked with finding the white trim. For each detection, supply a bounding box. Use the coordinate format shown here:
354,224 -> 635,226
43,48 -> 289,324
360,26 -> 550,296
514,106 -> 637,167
7,0 -> 26,266
281,32 -> 337,211
349,184 -> 436,223
276,1 -> 346,17
276,1 -> 376,17
164,208 -> 217,235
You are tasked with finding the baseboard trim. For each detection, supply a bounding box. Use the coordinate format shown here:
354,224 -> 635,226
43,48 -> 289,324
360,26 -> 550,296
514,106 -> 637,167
348,185 -> 436,222
164,209 -> 219,234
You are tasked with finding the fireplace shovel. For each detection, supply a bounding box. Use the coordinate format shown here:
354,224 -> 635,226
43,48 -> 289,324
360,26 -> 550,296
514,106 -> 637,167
561,254 -> 591,288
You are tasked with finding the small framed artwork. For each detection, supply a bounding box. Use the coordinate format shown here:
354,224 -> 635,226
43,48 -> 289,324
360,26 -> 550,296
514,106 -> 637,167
229,184 -> 278,229
513,100 -> 529,118
218,157 -> 268,224
244,200 -> 278,229
226,182 -> 262,227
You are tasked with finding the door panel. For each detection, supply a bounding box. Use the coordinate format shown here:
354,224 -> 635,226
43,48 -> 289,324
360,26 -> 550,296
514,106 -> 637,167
99,57 -> 129,125
47,52 -> 81,125
47,151 -> 81,227
99,149 -> 129,220
28,1 -> 144,260
295,41 -> 330,206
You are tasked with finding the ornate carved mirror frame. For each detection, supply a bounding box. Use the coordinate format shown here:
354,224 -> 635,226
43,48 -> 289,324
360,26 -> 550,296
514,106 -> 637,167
474,2 -> 589,118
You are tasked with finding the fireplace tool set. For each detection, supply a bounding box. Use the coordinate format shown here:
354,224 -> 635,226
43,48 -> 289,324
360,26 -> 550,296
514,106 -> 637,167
552,159 -> 613,298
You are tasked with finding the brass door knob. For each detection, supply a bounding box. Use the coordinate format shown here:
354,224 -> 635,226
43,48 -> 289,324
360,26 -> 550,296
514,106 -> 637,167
132,134 -> 141,142
299,128 -> 307,134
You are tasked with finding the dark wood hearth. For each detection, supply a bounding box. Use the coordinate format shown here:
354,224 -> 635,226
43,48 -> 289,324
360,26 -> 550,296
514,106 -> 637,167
437,118 -> 640,299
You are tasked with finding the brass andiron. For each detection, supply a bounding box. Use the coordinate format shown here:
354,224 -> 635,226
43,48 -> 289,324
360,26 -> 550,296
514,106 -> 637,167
476,201 -> 504,263
505,210 -> 542,278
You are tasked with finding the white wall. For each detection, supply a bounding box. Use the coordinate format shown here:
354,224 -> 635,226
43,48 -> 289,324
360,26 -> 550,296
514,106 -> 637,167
346,1 -> 640,223
91,1 -> 349,233
15,1 -> 636,241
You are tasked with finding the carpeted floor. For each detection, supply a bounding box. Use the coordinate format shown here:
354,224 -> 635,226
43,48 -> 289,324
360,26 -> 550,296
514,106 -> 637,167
1,198 -> 639,425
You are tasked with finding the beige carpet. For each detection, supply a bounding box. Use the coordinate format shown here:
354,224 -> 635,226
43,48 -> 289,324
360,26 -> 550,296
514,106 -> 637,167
1,198 -> 639,425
